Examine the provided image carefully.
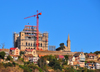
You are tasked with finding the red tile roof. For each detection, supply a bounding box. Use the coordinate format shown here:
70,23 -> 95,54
87,54 -> 96,56
10,48 -> 16,50
59,55 -> 64,59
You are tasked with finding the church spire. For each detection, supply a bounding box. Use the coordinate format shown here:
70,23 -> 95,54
67,34 -> 71,51
68,34 -> 70,41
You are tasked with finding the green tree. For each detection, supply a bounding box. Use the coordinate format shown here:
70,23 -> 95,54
12,62 -> 16,67
60,43 -> 64,47
63,55 -> 68,65
64,55 -> 68,60
20,51 -> 24,55
49,59 -> 62,70
38,57 -> 46,69
0,51 -> 5,59
54,61 -> 62,70
6,55 -> 13,61
94,51 -> 100,55
84,52 -> 88,55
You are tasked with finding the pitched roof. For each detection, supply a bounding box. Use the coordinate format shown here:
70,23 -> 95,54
73,52 -> 81,57
10,48 -> 16,50
24,54 -> 34,57
87,54 -> 96,56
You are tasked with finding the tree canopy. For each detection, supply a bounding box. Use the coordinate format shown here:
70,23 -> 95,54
6,55 -> 13,61
0,51 -> 5,59
60,43 -> 64,47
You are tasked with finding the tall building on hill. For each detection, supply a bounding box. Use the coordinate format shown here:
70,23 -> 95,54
56,34 -> 71,51
14,25 -> 48,51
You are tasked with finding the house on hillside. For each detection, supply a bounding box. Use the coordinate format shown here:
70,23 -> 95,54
25,48 -> 38,57
24,54 -> 34,62
85,62 -> 96,69
97,54 -> 100,61
10,47 -> 20,55
68,56 -> 73,65
10,47 -> 20,61
95,63 -> 100,69
86,54 -> 97,60
24,49 -> 38,63
68,52 -> 85,67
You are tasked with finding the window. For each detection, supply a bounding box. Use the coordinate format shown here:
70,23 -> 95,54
31,43 -> 32,46
34,42 -> 36,47
26,42 -> 27,46
41,43 -> 42,47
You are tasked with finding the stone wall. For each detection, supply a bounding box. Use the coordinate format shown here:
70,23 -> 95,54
36,50 -> 75,56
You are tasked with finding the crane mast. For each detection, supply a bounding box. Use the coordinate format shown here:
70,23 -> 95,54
24,10 -> 42,50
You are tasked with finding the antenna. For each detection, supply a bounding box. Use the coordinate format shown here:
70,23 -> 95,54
81,48 -> 83,52
1,43 -> 5,49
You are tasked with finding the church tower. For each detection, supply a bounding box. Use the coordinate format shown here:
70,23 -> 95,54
67,34 -> 71,51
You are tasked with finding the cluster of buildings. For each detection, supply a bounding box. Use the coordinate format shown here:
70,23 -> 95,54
68,52 -> 100,69
0,25 -> 100,70
0,25 -> 71,63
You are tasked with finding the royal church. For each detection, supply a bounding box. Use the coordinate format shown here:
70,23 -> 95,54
56,34 -> 71,52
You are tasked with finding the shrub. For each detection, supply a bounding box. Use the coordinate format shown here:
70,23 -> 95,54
19,58 -> 24,62
12,62 -> 16,67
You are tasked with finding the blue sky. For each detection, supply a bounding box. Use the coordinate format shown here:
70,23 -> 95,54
0,0 -> 100,53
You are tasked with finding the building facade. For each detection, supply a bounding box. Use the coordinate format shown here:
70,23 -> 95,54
10,47 -> 20,56
68,52 -> 85,67
56,34 -> 71,51
14,25 -> 48,51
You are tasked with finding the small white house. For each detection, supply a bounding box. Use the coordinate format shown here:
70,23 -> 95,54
95,63 -> 100,69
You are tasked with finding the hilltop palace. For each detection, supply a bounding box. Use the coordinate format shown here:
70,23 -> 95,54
14,25 -> 71,52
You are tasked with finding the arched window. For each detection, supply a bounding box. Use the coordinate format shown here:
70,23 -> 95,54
26,42 -> 27,46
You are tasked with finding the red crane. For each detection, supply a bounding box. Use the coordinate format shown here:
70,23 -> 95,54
24,10 -> 42,50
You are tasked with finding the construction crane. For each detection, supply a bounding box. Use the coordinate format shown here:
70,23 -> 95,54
24,10 -> 42,50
